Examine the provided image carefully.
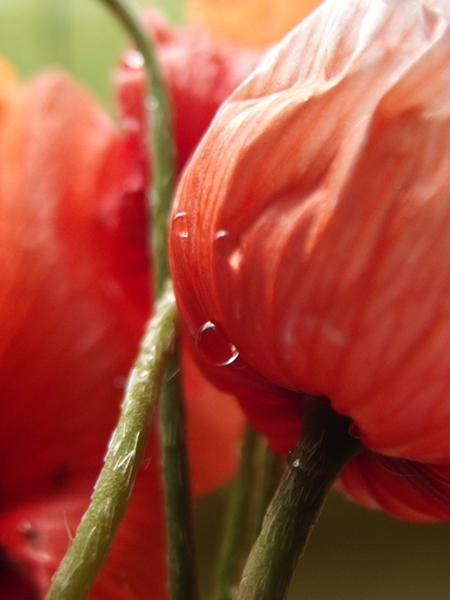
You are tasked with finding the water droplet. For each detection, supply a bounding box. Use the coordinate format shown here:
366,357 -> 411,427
214,229 -> 237,250
287,449 -> 302,469
19,521 -> 39,545
196,321 -> 239,366
123,49 -> 144,69
348,422 -> 360,439
172,212 -> 189,238
213,229 -> 241,271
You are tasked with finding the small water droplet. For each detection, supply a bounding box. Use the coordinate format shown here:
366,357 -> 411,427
19,521 -> 39,545
172,212 -> 189,238
196,321 -> 239,366
213,229 -> 241,271
348,422 -> 360,439
123,48 -> 144,69
287,449 -> 302,469
214,229 -> 237,249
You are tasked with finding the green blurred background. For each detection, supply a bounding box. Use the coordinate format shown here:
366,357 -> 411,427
0,0 -> 182,108
1,1 -> 450,598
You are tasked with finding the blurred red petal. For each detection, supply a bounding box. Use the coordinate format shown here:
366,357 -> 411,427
115,10 -> 264,174
0,15 -> 262,591
0,437 -> 167,600
0,69 -> 143,500
182,339 -> 245,495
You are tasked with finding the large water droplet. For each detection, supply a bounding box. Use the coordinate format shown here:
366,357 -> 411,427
172,212 -> 189,238
123,49 -> 144,69
196,321 -> 239,366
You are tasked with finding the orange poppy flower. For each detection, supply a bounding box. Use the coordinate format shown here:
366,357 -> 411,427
0,13 -> 263,598
169,0 -> 450,522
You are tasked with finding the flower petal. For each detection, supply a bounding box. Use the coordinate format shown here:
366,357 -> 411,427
170,0 -> 450,519
115,10 -> 264,174
0,19 -> 259,592
182,340 -> 245,495
0,69 -> 144,500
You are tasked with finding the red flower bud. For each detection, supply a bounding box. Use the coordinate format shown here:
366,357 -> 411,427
170,0 -> 450,521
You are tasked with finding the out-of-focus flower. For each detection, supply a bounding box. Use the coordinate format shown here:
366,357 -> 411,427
169,0 -> 450,522
116,11 -> 263,176
187,0 -> 323,46
0,12 -> 263,598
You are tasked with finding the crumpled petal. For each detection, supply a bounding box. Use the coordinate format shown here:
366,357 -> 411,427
169,0 -> 450,521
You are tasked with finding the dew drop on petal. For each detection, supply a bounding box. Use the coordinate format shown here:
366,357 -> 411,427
213,229 -> 241,272
196,321 -> 239,366
214,229 -> 238,254
123,48 -> 144,69
172,212 -> 189,238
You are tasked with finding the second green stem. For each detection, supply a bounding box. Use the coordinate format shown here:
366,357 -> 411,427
236,397 -> 364,600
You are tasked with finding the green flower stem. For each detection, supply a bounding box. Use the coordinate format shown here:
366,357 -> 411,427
158,343 -> 198,600
94,3 -> 198,597
236,397 -> 364,600
45,284 -> 178,600
212,426 -> 260,600
98,0 -> 176,297
251,441 -> 284,541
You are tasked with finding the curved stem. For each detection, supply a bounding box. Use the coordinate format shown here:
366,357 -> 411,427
159,343 -> 198,600
45,284 -> 178,600
236,397 -> 364,600
99,0 -> 176,297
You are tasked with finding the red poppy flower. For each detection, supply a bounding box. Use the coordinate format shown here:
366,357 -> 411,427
0,13 -> 263,598
169,0 -> 450,522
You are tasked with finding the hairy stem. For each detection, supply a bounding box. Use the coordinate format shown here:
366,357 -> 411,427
45,285 -> 178,600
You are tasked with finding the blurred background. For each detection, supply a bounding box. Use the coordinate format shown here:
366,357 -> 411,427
0,0 -> 182,108
2,1 -> 450,598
